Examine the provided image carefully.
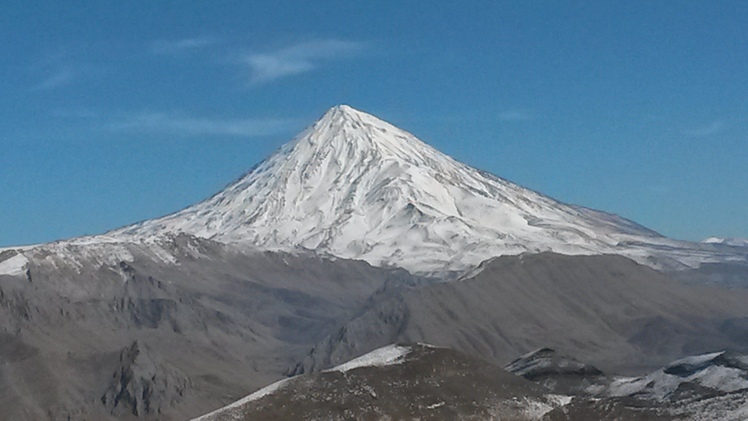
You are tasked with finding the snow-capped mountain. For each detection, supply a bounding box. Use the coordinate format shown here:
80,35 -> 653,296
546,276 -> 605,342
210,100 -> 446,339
703,237 -> 748,248
108,105 -> 745,275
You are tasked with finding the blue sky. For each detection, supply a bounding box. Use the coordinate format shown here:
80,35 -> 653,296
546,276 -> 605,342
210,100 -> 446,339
1,1 -> 746,246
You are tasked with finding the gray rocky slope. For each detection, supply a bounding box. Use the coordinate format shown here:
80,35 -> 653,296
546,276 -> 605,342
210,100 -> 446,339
6,240 -> 747,420
294,253 -> 748,377
0,235 -> 419,420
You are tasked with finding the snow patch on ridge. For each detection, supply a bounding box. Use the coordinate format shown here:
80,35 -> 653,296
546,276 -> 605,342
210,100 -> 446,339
0,252 -> 29,276
328,344 -> 412,373
1,235 -> 186,282
192,344 -> 413,421
703,237 -> 748,247
192,377 -> 294,421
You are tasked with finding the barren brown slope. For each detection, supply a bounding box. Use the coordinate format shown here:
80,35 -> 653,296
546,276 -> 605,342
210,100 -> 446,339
296,253 -> 748,376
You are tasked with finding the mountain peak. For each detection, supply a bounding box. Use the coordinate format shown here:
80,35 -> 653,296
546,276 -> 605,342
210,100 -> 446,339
111,106 -> 724,275
297,104 -> 438,166
323,104 -> 365,119
316,104 -> 381,129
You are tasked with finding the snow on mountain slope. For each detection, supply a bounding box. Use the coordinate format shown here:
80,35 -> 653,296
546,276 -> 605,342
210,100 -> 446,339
104,105 -> 745,275
327,344 -> 411,373
0,236 -> 177,279
508,347 -> 748,420
703,237 -> 748,247
0,251 -> 29,276
604,351 -> 748,420
607,351 -> 748,400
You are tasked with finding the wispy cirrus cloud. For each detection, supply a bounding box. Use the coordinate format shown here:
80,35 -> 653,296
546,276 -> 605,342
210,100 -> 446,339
51,107 -> 100,119
243,39 -> 363,85
684,120 -> 726,137
498,110 -> 535,122
110,112 -> 299,137
150,36 -> 219,55
30,48 -> 99,91
32,67 -> 77,91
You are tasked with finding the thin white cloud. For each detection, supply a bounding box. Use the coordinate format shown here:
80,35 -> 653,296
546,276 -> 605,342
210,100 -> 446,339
684,120 -> 726,137
51,107 -> 100,119
32,67 -> 77,91
498,110 -> 535,122
151,37 -> 218,55
30,48 -> 99,91
110,112 -> 299,137
244,39 -> 363,84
